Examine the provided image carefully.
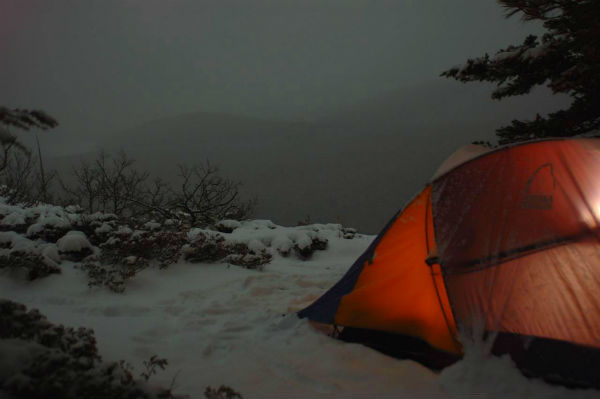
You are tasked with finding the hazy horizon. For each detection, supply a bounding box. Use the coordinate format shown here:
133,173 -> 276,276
2,1 -> 568,232
4,1 -> 550,151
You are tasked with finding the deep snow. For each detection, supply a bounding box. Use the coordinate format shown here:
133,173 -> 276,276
1,222 -> 598,398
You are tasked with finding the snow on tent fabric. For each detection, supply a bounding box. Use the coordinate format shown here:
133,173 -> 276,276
298,138 -> 600,388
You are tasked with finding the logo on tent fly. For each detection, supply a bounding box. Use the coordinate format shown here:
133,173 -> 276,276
521,163 -> 555,210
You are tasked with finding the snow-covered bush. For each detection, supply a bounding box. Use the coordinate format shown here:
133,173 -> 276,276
70,212 -> 119,246
272,235 -> 294,256
182,231 -> 271,270
292,231 -> 328,259
56,231 -> 94,261
182,232 -> 234,263
213,219 -> 242,233
0,231 -> 17,248
143,220 -> 161,231
224,252 -> 271,270
75,261 -> 141,293
342,227 -> 357,239
0,253 -> 61,280
80,230 -> 186,292
218,219 -> 338,260
0,210 -> 27,233
0,232 -> 61,280
0,197 -> 362,290
26,222 -> 71,244
100,230 -> 187,269
0,299 -> 173,399
161,218 -> 182,231
0,203 -> 75,239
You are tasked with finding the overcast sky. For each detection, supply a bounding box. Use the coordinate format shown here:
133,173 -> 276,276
2,0 -> 544,152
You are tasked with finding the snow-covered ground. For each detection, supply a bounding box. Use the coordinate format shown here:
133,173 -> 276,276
1,219 -> 598,398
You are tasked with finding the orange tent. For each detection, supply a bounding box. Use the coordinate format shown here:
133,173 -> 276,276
298,138 -> 600,388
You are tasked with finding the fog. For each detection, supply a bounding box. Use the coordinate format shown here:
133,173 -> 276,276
2,1 -> 567,232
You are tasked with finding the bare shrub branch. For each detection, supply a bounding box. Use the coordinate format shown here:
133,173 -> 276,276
61,152 -> 254,225
169,161 -> 255,226
0,150 -> 58,205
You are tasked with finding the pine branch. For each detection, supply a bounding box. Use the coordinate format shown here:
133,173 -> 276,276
442,0 -> 600,143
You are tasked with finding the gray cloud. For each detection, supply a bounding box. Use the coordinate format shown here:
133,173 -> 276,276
4,1 -> 545,152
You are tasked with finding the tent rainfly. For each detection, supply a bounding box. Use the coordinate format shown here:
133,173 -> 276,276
298,138 -> 600,389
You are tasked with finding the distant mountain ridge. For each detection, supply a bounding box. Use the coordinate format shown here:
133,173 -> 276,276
48,79 -> 570,233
